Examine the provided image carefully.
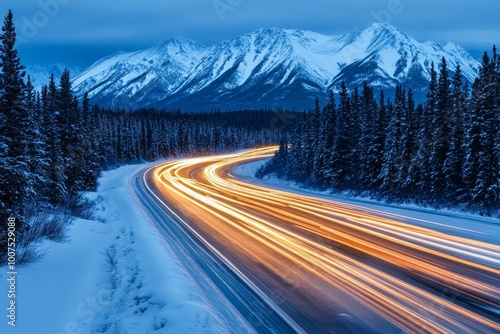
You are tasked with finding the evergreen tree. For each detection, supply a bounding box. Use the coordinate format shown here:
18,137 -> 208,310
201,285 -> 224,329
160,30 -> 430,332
57,69 -> 86,197
443,65 -> 468,201
331,82 -> 351,189
464,51 -> 500,213
400,88 -> 416,194
0,10 -> 31,224
350,86 -> 361,189
78,92 -> 100,191
42,75 -> 67,204
379,87 -> 403,197
429,57 -> 451,200
24,76 -> 50,203
368,90 -> 387,190
310,98 -> 322,186
406,103 -> 424,191
321,91 -> 337,185
358,82 -> 377,189
412,62 -> 438,195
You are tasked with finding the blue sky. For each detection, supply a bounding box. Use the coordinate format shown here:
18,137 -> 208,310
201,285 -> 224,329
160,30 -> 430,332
2,0 -> 499,67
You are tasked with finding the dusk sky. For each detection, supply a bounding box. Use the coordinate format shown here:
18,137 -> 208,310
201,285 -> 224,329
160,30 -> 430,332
1,0 -> 499,67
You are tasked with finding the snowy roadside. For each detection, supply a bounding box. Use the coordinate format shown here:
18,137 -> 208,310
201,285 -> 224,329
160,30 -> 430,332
0,162 -> 236,334
232,159 -> 500,245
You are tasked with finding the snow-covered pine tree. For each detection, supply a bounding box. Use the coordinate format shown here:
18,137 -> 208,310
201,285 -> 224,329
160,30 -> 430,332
394,85 -> 408,194
0,10 -> 32,225
77,91 -> 100,192
379,86 -> 403,197
400,88 -> 417,196
321,91 -> 337,186
412,62 -> 437,197
429,57 -> 451,201
358,82 -> 377,190
350,86 -> 361,190
464,51 -> 499,214
331,82 -> 352,190
42,74 -> 67,204
310,98 -> 322,186
405,102 -> 424,192
24,76 -> 50,204
368,90 -> 387,190
443,64 -> 468,202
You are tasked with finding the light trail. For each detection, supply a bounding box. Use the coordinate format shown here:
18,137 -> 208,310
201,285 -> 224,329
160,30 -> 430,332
147,146 -> 500,333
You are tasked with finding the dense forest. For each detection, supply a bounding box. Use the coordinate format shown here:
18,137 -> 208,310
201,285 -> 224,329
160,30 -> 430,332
258,51 -> 500,216
0,10 -> 288,261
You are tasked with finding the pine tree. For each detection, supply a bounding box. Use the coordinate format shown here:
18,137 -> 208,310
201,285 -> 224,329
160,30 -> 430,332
24,76 -> 50,203
400,89 -> 416,192
321,91 -> 337,186
379,86 -> 403,197
0,10 -> 31,224
443,65 -> 468,201
395,85 -> 408,192
406,102 -> 424,191
429,57 -> 451,201
78,92 -> 100,191
464,51 -> 500,213
310,98 -> 322,186
350,86 -> 361,189
331,82 -> 351,189
492,46 -> 500,212
42,75 -> 67,204
411,62 -> 437,197
368,90 -> 387,190
358,82 -> 377,189
56,69 -> 87,197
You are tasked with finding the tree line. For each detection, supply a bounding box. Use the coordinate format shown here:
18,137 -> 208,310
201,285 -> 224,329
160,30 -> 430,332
259,51 -> 500,216
0,10 -> 286,260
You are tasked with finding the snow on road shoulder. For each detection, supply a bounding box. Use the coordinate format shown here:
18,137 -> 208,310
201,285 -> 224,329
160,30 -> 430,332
0,163 -> 232,334
233,159 -> 500,245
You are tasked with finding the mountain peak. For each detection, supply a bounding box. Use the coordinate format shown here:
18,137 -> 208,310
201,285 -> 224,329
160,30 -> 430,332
150,38 -> 206,55
367,21 -> 400,32
253,27 -> 286,35
354,22 -> 412,44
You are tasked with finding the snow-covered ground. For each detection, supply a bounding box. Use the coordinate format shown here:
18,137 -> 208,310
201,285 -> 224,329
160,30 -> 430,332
0,163 -> 242,334
233,159 -> 500,245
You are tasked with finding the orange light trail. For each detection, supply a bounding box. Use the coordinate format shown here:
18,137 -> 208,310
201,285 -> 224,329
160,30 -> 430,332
149,147 -> 500,333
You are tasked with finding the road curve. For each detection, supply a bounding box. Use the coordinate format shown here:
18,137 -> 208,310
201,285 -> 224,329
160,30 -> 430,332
137,147 -> 500,334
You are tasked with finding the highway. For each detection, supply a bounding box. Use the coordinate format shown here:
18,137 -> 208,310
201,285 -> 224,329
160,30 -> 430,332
136,146 -> 500,333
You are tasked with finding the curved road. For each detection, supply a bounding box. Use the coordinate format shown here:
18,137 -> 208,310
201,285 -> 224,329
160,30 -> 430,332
136,147 -> 500,333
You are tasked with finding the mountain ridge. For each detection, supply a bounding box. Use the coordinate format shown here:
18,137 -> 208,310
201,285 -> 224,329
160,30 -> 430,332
33,23 -> 481,110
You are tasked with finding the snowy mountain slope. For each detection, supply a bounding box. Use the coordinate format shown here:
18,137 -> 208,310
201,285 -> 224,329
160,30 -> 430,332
73,39 -> 207,108
26,63 -> 82,91
72,22 -> 480,110
326,23 -> 479,91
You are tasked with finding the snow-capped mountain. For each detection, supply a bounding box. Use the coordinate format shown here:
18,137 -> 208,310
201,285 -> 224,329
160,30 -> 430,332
73,23 -> 480,110
26,63 -> 82,91
73,39 -> 206,109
